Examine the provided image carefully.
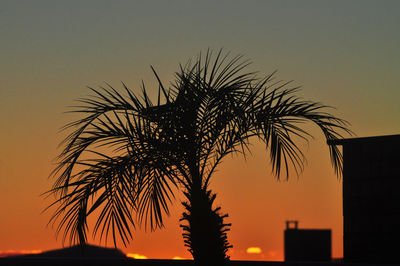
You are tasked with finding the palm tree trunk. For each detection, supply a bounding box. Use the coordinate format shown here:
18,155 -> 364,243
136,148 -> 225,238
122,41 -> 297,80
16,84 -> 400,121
180,181 -> 232,264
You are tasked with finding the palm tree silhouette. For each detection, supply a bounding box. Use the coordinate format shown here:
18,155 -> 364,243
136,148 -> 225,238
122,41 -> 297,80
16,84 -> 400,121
47,50 -> 350,264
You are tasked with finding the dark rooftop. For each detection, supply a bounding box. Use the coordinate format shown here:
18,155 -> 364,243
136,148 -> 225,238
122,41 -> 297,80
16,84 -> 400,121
327,134 -> 400,146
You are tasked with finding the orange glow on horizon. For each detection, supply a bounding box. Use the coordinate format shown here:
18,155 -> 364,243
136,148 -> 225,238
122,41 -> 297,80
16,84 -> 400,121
126,253 -> 148,259
0,250 -> 42,258
172,256 -> 186,260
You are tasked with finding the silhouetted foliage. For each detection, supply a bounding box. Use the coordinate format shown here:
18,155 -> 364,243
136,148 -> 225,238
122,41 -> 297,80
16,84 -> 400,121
47,49 -> 351,264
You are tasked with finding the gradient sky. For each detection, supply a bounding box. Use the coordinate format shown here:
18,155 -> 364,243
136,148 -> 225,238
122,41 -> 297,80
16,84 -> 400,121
1,0 -> 399,261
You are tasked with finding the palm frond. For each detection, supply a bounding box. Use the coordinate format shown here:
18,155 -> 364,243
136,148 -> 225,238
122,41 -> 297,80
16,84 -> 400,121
47,82 -> 181,245
48,49 -> 351,252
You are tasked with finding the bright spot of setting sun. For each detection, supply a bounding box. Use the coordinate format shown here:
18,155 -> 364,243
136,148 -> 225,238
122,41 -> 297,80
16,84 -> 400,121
172,256 -> 185,260
246,247 -> 262,254
126,253 -> 147,259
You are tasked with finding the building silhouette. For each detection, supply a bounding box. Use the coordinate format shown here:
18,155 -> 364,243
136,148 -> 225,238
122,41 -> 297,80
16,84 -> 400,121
284,221 -> 331,262
328,134 -> 400,263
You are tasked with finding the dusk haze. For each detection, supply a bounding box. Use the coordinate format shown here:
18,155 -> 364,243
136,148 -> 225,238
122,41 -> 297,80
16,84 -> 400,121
1,0 -> 399,262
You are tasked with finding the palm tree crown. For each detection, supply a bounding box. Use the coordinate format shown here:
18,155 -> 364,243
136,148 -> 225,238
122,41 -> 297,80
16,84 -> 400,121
47,50 -> 350,263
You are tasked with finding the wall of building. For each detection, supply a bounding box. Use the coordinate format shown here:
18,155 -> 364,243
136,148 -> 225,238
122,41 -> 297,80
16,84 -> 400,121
342,136 -> 400,263
284,222 -> 331,262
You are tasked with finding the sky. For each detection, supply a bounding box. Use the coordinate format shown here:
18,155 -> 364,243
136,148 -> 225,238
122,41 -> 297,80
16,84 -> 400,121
1,0 -> 399,261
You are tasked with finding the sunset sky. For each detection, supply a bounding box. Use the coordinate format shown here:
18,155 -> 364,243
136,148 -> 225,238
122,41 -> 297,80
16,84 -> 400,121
1,0 -> 399,261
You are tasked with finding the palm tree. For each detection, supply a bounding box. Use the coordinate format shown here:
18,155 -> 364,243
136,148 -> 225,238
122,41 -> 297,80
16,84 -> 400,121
47,50 -> 350,264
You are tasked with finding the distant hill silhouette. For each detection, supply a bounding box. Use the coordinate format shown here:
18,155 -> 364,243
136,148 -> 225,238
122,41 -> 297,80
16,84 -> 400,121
1,245 -> 199,265
21,244 -> 126,258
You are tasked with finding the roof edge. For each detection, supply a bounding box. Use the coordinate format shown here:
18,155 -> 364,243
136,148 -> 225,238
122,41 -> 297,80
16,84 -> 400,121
327,134 -> 400,145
